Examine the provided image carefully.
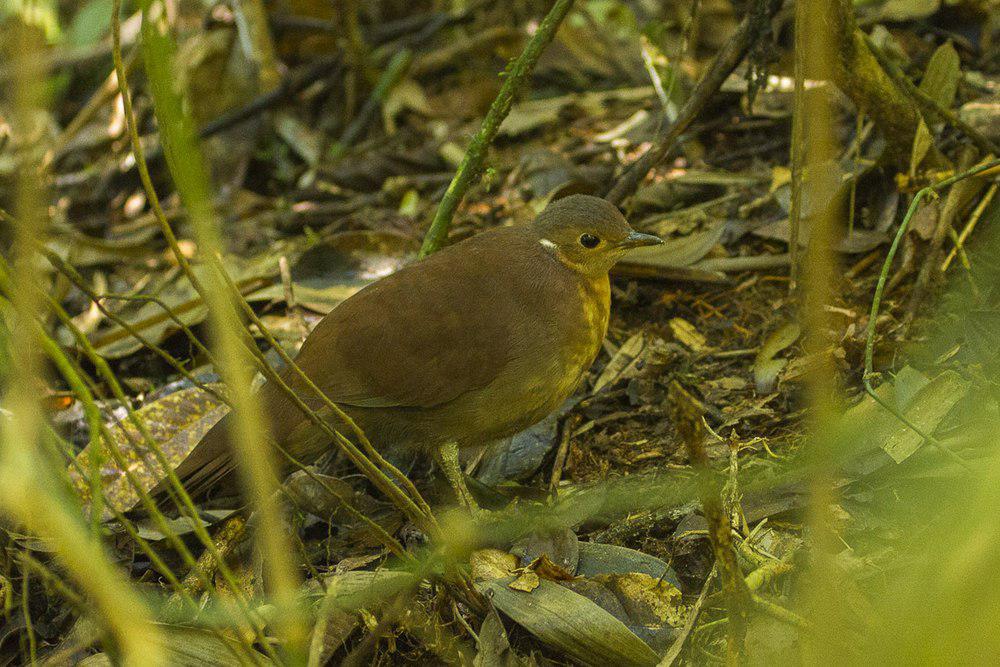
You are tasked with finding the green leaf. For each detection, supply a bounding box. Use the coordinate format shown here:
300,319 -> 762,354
68,0 -> 114,47
910,118 -> 934,176
918,41 -> 961,112
478,577 -> 661,667
81,625 -> 274,666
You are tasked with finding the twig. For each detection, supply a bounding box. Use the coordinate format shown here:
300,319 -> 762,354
658,566 -> 717,666
901,150 -> 983,329
788,0 -> 806,292
196,55 -> 342,141
668,381 -> 752,665
47,48 -> 139,165
419,0 -> 576,256
410,26 -> 521,79
941,183 -> 998,271
328,49 -> 412,161
112,0 -> 206,299
33,246 -> 227,403
232,0 -> 282,93
21,562 -> 37,664
549,413 -> 582,493
751,595 -> 811,629
606,0 -> 781,205
695,253 -> 790,272
176,515 -> 247,598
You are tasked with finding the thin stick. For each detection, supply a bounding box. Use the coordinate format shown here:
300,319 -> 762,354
668,381 -> 751,664
419,0 -> 576,256
788,0 -> 805,293
328,49 -> 412,161
658,566 -> 717,666
941,183 -> 998,271
549,414 -> 581,493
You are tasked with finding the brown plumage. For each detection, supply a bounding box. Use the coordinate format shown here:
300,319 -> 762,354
169,195 -> 662,505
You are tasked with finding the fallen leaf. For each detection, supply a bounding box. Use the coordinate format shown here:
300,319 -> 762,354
592,332 -> 647,393
508,570 -> 540,592
478,577 -> 660,667
753,322 -> 801,393
528,554 -> 577,582
595,572 -> 687,628
669,318 -> 708,352
67,386 -> 228,519
919,42 -> 960,112
471,549 -> 519,582
910,118 -> 934,176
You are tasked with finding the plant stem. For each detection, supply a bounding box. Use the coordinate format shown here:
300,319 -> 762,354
419,0 -> 575,256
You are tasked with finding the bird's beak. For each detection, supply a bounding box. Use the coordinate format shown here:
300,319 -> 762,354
620,230 -> 664,249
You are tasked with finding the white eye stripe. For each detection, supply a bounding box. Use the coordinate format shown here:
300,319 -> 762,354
539,239 -> 557,250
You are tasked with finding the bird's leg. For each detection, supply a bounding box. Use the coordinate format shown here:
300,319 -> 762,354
435,442 -> 481,514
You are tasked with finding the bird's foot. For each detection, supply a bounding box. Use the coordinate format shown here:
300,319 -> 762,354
435,442 -> 483,517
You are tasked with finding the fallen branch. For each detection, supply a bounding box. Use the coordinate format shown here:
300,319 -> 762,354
606,0 -> 782,205
828,0 -> 928,165
862,34 -> 1000,157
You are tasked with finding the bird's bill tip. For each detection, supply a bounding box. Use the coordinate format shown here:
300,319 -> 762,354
621,230 -> 664,249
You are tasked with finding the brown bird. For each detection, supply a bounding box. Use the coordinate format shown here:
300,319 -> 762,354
172,195 -> 662,510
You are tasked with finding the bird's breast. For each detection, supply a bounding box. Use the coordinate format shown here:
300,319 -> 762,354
420,266 -> 612,445
498,273 -> 610,429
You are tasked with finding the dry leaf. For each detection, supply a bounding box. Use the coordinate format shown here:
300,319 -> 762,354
669,318 -> 708,352
508,570 -> 541,592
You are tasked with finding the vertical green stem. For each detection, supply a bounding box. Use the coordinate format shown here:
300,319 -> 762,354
135,0 -> 309,659
419,0 -> 575,256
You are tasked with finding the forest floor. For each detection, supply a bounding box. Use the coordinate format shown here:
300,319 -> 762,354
2,0 -> 999,664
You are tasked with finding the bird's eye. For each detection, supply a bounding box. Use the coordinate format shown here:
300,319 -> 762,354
579,233 -> 600,249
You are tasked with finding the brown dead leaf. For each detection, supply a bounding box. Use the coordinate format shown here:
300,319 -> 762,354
471,549 -> 519,582
528,554 -> 577,582
508,570 -> 541,592
67,386 -> 228,519
669,318 -> 708,352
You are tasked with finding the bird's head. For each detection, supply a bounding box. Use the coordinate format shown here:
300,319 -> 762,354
532,194 -> 663,277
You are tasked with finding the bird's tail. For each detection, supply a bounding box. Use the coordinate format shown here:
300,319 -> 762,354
157,379 -> 319,503
153,410 -> 242,502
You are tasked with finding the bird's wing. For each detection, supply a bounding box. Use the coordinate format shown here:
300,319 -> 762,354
285,230 -> 536,410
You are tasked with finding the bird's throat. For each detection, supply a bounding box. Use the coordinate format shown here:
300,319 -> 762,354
578,274 -> 611,343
